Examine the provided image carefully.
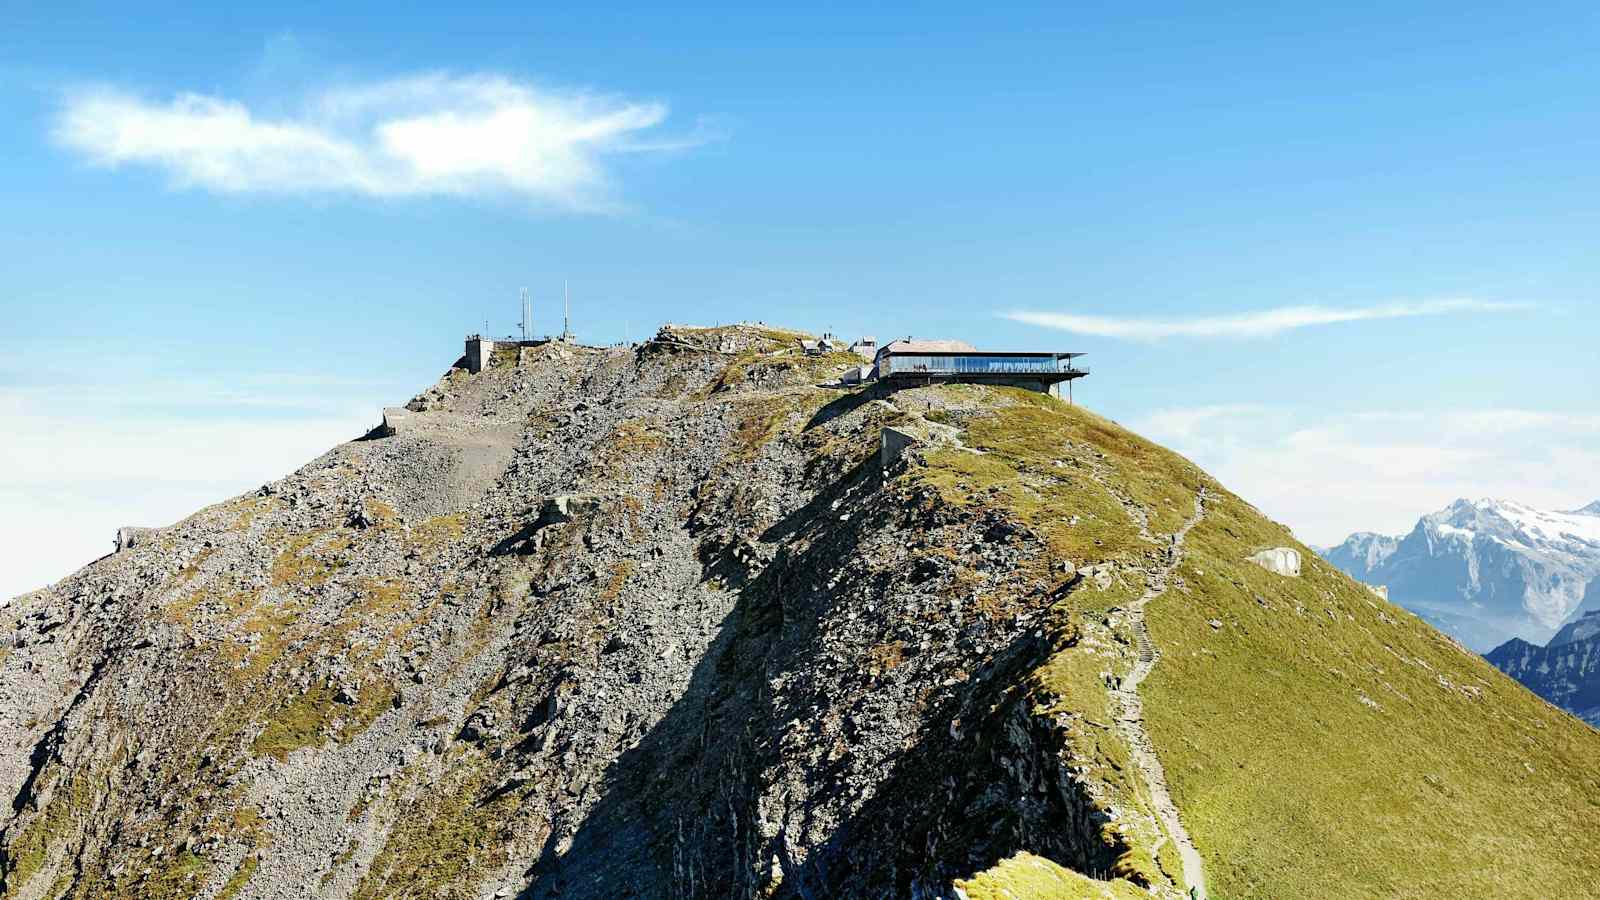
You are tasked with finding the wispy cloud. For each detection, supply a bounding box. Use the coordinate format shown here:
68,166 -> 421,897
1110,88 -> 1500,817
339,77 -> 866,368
53,73 -> 711,211
1004,299 -> 1527,340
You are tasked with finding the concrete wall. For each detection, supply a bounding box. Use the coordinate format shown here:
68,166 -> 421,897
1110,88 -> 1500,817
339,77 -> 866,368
466,337 -> 557,373
381,407 -> 411,437
465,337 -> 495,374
880,426 -> 921,468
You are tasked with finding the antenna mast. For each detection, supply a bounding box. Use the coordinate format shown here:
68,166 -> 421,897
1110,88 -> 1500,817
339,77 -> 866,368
520,287 -> 530,342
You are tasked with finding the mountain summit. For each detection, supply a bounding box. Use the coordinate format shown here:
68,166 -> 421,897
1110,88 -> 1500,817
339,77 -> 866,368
2,324 -> 1597,899
1323,497 -> 1600,651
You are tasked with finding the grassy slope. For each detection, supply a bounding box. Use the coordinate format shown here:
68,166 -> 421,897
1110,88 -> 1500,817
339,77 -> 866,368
1145,485 -> 1600,899
919,387 -> 1600,899
955,852 -> 1147,900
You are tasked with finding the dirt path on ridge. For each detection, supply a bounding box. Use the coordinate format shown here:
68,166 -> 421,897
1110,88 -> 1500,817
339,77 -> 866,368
1110,489 -> 1208,899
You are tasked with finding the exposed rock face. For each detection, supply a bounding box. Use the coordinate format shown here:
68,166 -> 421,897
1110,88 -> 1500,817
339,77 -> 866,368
878,420 -> 960,468
1322,498 -> 1600,651
0,327 -> 1143,899
1486,607 -> 1600,726
3,324 -> 1599,900
1321,532 -> 1399,574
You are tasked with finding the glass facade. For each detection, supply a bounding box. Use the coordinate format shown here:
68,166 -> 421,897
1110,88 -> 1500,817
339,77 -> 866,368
880,353 -> 1080,377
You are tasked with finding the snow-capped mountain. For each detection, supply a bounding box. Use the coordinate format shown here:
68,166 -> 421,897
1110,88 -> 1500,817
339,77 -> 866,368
1321,532 -> 1401,575
1322,498 -> 1600,652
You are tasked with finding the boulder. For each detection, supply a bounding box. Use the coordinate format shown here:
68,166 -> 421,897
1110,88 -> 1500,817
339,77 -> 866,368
1247,547 -> 1302,577
539,494 -> 603,526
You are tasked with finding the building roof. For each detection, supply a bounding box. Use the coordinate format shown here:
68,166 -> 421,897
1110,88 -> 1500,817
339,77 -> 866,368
878,338 -> 979,355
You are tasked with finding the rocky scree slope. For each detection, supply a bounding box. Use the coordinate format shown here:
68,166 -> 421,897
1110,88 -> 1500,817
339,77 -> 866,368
2,325 -> 1598,900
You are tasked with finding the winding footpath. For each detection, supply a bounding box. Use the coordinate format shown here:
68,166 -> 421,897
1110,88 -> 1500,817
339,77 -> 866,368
1110,489 -> 1209,900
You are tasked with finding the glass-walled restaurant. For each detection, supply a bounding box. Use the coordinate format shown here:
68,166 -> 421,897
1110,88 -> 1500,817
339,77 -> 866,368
879,352 -> 1085,377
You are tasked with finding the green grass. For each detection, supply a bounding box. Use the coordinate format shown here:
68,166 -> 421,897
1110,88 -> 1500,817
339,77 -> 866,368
252,681 -> 394,761
352,756 -> 518,900
1143,485 -> 1600,899
131,850 -> 209,899
411,514 -> 466,553
270,529 -> 349,587
217,854 -> 259,900
955,852 -> 1148,899
909,384 -> 1600,899
910,387 -> 1197,571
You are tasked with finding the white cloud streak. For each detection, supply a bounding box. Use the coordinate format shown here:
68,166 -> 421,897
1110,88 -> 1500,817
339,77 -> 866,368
1005,299 -> 1527,340
53,73 -> 705,210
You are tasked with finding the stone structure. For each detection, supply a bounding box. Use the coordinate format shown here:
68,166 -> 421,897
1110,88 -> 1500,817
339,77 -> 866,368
465,336 -> 496,374
879,421 -> 961,468
848,337 -> 878,361
799,335 -> 840,356
840,364 -> 874,385
464,335 -> 559,374
1246,547 -> 1302,577
114,527 -> 156,554
380,407 -> 411,437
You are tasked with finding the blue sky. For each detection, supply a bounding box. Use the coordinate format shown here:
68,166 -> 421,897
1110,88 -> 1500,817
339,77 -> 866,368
4,2 -> 1599,597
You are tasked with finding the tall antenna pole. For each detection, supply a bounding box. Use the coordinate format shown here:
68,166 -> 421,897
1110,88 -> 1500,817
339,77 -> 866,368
563,279 -> 571,341
520,287 -> 530,342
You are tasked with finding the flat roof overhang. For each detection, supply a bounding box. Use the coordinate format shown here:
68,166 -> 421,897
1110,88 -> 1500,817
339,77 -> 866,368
879,350 -> 1086,358
880,369 -> 1088,384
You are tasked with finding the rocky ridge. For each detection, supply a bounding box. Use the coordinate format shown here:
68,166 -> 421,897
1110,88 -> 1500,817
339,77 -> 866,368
2,324 -> 1598,900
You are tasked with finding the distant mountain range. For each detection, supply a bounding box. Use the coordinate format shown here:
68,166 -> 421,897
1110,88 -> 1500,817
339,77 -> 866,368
1321,498 -> 1600,653
1321,497 -> 1600,726
1486,611 -> 1600,727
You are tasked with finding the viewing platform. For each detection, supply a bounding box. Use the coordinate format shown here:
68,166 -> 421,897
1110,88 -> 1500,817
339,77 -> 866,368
875,339 -> 1088,398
